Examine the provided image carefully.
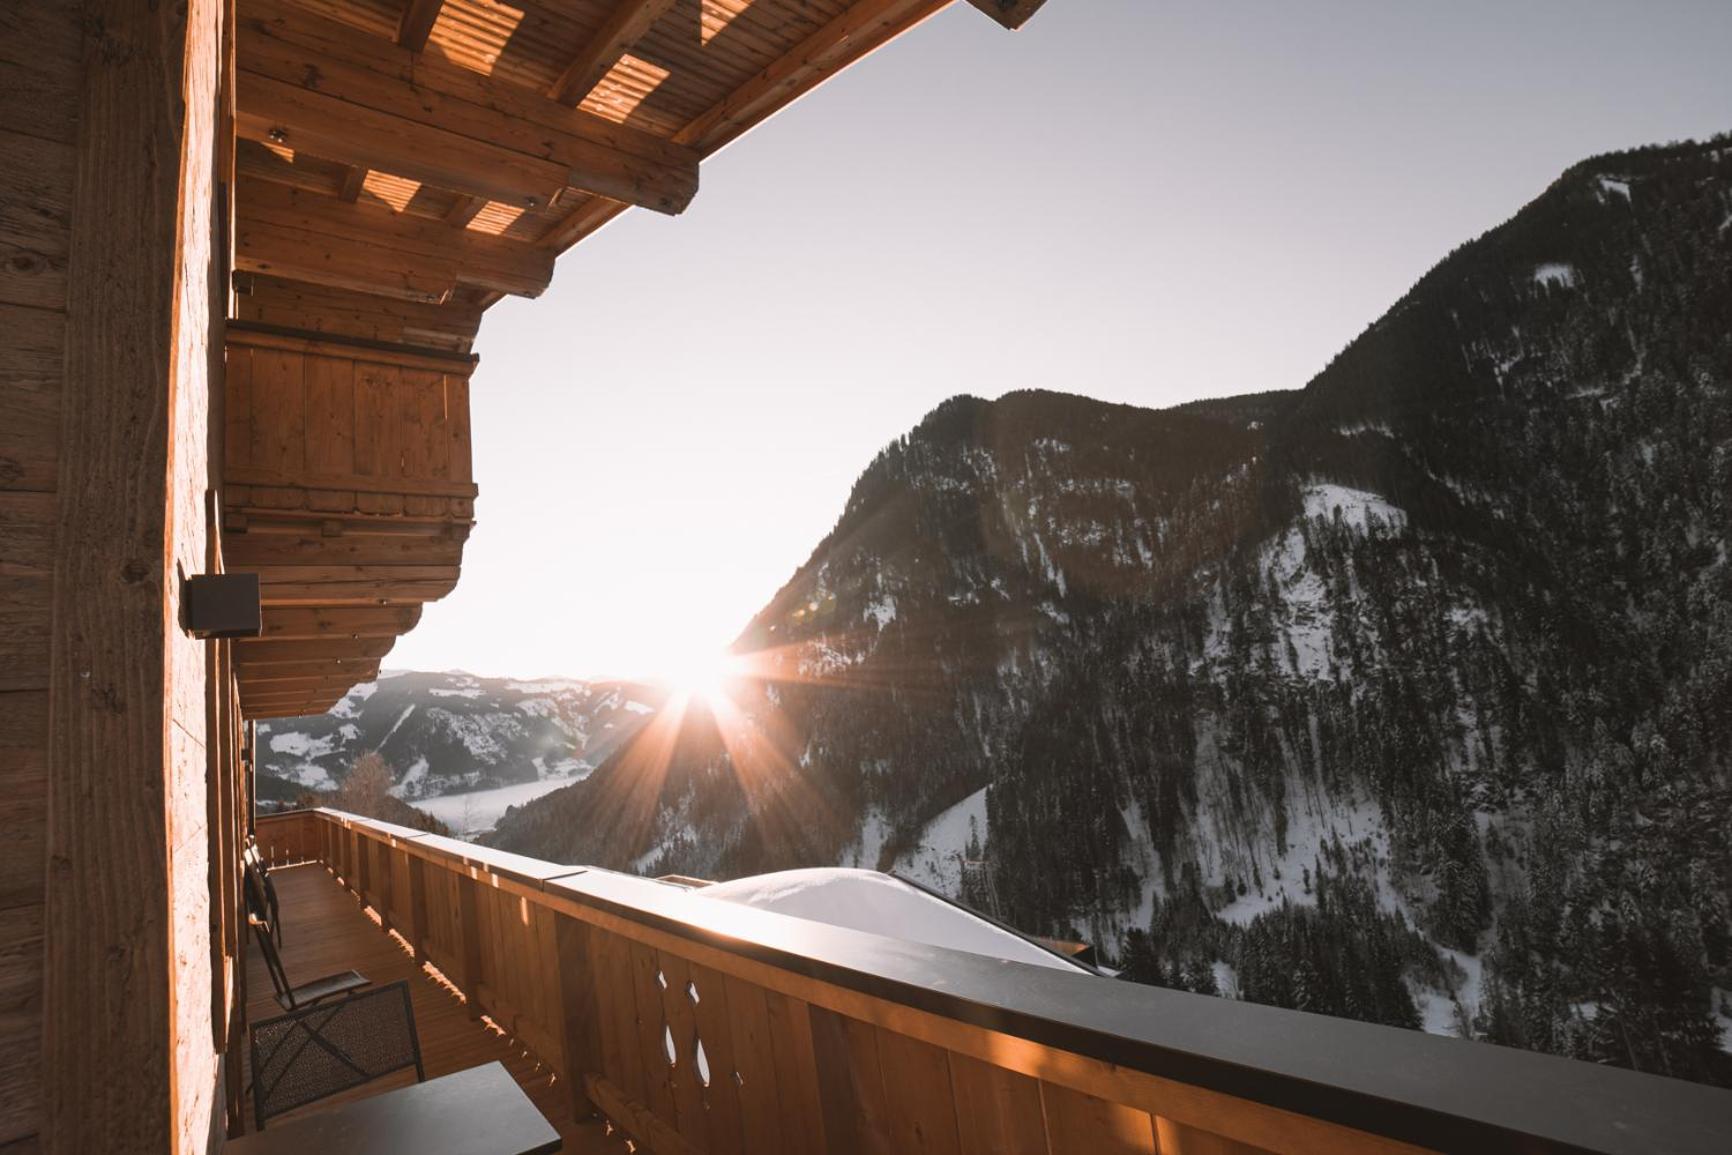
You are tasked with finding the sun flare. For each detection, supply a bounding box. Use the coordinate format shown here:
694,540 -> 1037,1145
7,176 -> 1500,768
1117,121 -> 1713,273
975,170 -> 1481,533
662,649 -> 747,706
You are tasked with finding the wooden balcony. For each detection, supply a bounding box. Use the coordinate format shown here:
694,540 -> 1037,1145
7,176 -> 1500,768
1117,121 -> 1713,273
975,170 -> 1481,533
223,325 -> 477,718
243,859 -> 626,1152
252,809 -> 1732,1155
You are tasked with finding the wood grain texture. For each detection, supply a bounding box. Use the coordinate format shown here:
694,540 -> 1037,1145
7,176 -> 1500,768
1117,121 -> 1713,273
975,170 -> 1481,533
548,0 -> 680,106
42,0 -> 222,1149
0,129 -> 74,312
1039,1081 -> 1159,1155
396,0 -> 446,51
239,0 -> 698,212
0,303 -> 65,492
949,1052 -> 1050,1155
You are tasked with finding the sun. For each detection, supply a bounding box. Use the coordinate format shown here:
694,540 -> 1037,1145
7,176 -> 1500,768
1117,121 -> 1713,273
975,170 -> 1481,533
662,648 -> 747,706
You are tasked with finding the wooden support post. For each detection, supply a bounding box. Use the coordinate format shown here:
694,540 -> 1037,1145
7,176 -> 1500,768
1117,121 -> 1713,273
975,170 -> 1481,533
406,852 -> 429,961
42,0 -> 225,1150
555,914 -> 605,1120
376,843 -> 394,933
457,872 -> 486,1019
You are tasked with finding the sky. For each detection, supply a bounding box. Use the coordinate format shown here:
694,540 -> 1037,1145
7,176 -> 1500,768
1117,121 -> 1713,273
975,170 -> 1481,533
390,0 -> 1732,680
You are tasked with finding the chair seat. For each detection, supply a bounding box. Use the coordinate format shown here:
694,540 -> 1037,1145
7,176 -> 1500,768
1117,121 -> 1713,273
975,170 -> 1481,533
279,969 -> 370,1010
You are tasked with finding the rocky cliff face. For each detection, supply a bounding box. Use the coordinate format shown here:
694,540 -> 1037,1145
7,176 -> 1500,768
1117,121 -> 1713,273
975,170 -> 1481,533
488,137 -> 1732,1084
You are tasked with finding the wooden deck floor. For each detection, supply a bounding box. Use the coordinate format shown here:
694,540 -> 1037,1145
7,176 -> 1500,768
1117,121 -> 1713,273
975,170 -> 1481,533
243,863 -> 627,1153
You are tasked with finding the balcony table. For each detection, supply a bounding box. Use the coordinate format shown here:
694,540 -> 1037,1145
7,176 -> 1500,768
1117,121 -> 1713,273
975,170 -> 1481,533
224,1060 -> 561,1155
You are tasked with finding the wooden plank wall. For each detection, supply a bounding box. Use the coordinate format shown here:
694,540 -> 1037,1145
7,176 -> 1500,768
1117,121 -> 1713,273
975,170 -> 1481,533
221,328 -> 476,715
256,813 -> 1427,1155
0,0 -> 237,1152
0,4 -> 82,1147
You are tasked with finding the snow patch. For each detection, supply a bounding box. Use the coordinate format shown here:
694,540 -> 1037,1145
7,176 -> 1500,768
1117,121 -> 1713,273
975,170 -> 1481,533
891,787 -> 989,894
695,869 -> 1091,973
278,762 -> 336,792
409,777 -> 576,839
1303,484 -> 1406,533
1532,263 -> 1577,289
268,731 -> 336,758
329,681 -> 375,718
847,809 -> 892,871
624,700 -> 656,716
377,704 -> 416,751
389,756 -> 430,799
429,686 -> 483,699
864,594 -> 897,629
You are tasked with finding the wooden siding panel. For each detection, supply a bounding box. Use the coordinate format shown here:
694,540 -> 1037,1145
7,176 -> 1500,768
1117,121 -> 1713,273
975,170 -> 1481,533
810,1005 -> 892,1155
1040,1081 -> 1159,1155
0,493 -> 54,692
0,903 -> 43,1144
302,353 -> 357,475
225,344 -> 254,472
0,5 -> 81,145
0,303 -> 65,493
248,347 -> 307,476
876,1030 -> 962,1155
719,973 -> 787,1155
0,129 -> 74,312
949,1052 -> 1050,1155
685,963 -> 746,1154
0,692 -> 48,915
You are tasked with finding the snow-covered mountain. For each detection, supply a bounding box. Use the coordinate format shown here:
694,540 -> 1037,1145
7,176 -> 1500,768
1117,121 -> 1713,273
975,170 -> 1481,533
487,137 -> 1732,1086
257,670 -> 665,835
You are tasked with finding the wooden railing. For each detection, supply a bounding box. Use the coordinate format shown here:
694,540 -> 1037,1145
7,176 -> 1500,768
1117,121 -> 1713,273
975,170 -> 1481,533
254,809 -> 1732,1155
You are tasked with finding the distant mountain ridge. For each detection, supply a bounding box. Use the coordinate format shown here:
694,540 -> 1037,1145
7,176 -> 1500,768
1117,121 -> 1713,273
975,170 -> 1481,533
485,135 -> 1731,1085
257,670 -> 666,832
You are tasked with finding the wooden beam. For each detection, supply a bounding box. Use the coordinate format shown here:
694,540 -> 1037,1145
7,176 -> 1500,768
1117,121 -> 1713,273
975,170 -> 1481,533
235,663 -> 381,686
237,72 -> 570,210
397,0 -> 445,51
964,0 -> 1049,30
256,564 -> 461,606
234,209 -> 455,303
539,196 -> 628,252
337,164 -> 366,202
239,0 -> 698,213
257,604 -> 423,641
233,274 -> 482,351
224,527 -> 469,568
232,637 -> 396,666
445,196 -> 486,228
237,178 -> 554,298
226,324 -> 478,375
548,0 -> 679,106
675,0 -> 948,155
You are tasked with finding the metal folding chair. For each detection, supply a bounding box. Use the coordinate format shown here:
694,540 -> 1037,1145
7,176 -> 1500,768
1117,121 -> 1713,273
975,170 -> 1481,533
245,857 -> 370,1011
249,979 -> 425,1128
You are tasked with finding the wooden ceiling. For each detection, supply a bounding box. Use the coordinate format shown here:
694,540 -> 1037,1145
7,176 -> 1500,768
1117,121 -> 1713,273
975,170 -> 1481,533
226,0 -> 1045,717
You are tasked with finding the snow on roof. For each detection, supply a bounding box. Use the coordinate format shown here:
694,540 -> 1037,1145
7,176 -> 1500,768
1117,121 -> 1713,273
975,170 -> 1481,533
691,868 -> 1093,973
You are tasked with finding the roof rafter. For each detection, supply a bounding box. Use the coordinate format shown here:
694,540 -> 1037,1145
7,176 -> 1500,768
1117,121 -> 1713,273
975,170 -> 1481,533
547,0 -> 679,107
965,0 -> 1049,30
236,177 -> 554,299
396,0 -> 445,50
239,0 -> 699,213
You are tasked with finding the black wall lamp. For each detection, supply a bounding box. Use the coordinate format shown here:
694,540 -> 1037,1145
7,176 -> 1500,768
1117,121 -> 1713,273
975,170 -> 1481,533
184,573 -> 263,639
